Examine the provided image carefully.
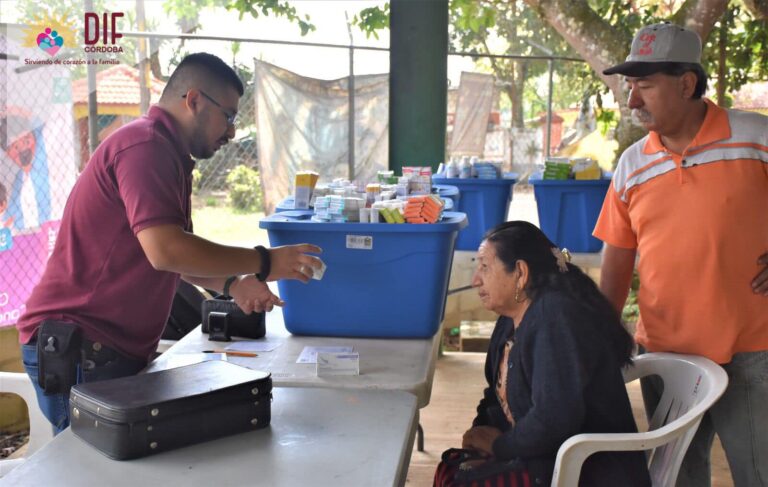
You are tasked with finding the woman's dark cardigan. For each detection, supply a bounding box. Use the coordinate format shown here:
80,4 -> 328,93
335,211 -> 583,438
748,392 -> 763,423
472,290 -> 651,487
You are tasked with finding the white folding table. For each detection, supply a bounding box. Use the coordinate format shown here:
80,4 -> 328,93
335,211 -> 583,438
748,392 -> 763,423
0,388 -> 418,487
147,309 -> 442,409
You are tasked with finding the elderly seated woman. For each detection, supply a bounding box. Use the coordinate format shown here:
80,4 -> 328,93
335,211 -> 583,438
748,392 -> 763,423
435,221 -> 650,487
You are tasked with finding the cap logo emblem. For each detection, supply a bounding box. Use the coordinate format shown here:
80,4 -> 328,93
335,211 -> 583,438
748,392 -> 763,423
638,33 -> 656,55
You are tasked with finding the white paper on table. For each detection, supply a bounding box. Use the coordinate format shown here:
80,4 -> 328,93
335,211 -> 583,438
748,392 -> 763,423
297,346 -> 353,364
165,353 -> 227,369
225,341 -> 281,353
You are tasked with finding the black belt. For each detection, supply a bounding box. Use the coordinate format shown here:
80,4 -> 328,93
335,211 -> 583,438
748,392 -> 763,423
29,334 -> 127,369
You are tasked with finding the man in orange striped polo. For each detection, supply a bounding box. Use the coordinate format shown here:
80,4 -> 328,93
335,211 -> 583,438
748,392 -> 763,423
594,22 -> 768,487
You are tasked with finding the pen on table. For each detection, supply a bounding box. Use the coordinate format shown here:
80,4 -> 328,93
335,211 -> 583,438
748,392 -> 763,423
202,350 -> 258,358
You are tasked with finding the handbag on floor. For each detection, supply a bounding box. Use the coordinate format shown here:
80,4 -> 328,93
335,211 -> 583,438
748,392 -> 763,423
434,448 -> 531,487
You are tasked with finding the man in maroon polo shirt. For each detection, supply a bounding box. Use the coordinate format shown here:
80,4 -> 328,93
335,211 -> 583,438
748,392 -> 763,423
17,53 -> 322,432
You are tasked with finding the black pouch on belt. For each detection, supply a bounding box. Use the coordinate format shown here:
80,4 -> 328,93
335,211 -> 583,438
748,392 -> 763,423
37,320 -> 83,394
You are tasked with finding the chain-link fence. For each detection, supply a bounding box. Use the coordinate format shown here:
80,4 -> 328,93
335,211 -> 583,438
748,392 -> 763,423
1,28 -> 270,328
2,13 -> 589,330
1,32 -> 80,328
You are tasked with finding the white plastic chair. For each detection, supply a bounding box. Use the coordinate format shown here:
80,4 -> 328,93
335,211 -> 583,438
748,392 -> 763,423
0,372 -> 55,477
551,352 -> 729,487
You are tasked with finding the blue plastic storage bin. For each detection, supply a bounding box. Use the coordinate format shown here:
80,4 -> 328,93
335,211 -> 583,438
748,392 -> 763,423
259,211 -> 468,338
529,176 -> 611,252
432,175 -> 516,251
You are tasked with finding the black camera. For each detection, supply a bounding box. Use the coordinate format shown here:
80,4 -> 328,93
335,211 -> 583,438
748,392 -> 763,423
201,298 -> 266,341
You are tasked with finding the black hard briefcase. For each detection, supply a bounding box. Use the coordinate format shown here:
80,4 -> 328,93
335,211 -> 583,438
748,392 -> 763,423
201,297 -> 266,341
69,360 -> 272,460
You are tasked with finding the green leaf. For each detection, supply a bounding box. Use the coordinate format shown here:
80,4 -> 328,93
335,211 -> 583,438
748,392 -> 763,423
352,4 -> 390,39
222,0 -> 315,35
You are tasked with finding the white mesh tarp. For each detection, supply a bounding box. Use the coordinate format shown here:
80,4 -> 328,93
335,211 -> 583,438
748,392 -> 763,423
450,71 -> 495,157
254,60 -> 389,213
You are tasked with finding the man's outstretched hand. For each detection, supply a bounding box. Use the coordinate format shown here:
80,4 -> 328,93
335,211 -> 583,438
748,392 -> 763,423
268,244 -> 323,283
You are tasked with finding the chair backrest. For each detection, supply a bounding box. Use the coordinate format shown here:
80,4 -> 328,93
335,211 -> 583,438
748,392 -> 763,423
551,352 -> 728,487
0,372 -> 55,478
623,353 -> 728,485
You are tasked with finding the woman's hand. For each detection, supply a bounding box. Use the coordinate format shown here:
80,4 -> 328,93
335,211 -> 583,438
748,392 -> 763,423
230,275 -> 284,313
462,426 -> 503,455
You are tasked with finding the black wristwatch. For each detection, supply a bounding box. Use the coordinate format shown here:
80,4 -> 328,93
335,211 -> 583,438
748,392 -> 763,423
222,275 -> 237,298
254,245 -> 271,282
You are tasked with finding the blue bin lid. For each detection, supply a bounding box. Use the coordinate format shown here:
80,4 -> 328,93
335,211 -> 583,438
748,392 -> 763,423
433,184 -> 459,197
276,195 -> 306,211
260,210 -> 468,232
433,173 -> 517,186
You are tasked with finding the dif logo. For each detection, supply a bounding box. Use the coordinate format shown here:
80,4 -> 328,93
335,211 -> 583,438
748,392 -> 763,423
83,12 -> 124,53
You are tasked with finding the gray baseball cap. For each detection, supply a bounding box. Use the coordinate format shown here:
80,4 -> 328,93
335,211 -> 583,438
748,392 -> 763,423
603,22 -> 702,76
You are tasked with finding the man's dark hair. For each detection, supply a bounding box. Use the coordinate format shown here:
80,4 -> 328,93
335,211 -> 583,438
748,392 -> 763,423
162,52 -> 244,99
658,62 -> 708,99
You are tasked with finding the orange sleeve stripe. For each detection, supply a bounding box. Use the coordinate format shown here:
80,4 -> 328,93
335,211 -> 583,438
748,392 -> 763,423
619,155 -> 675,196
617,155 -> 674,198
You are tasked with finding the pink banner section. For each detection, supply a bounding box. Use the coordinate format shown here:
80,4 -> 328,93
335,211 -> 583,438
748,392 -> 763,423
0,220 -> 60,327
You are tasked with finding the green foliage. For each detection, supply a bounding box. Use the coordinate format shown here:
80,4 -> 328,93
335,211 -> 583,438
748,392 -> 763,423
231,41 -> 242,63
451,0 -> 496,33
566,1 -> 766,116
225,0 -> 315,35
622,271 -> 640,324
353,4 -> 390,40
447,1 -> 588,127
702,5 -> 768,101
595,107 -> 617,137
163,0 -> 217,30
225,165 -> 262,212
164,0 -> 314,35
192,168 -> 202,192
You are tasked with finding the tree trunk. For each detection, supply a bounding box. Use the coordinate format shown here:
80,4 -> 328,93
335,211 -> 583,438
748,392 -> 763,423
716,10 -> 728,106
512,62 -> 526,128
150,51 -> 166,82
672,0 -> 728,39
522,0 -> 727,165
